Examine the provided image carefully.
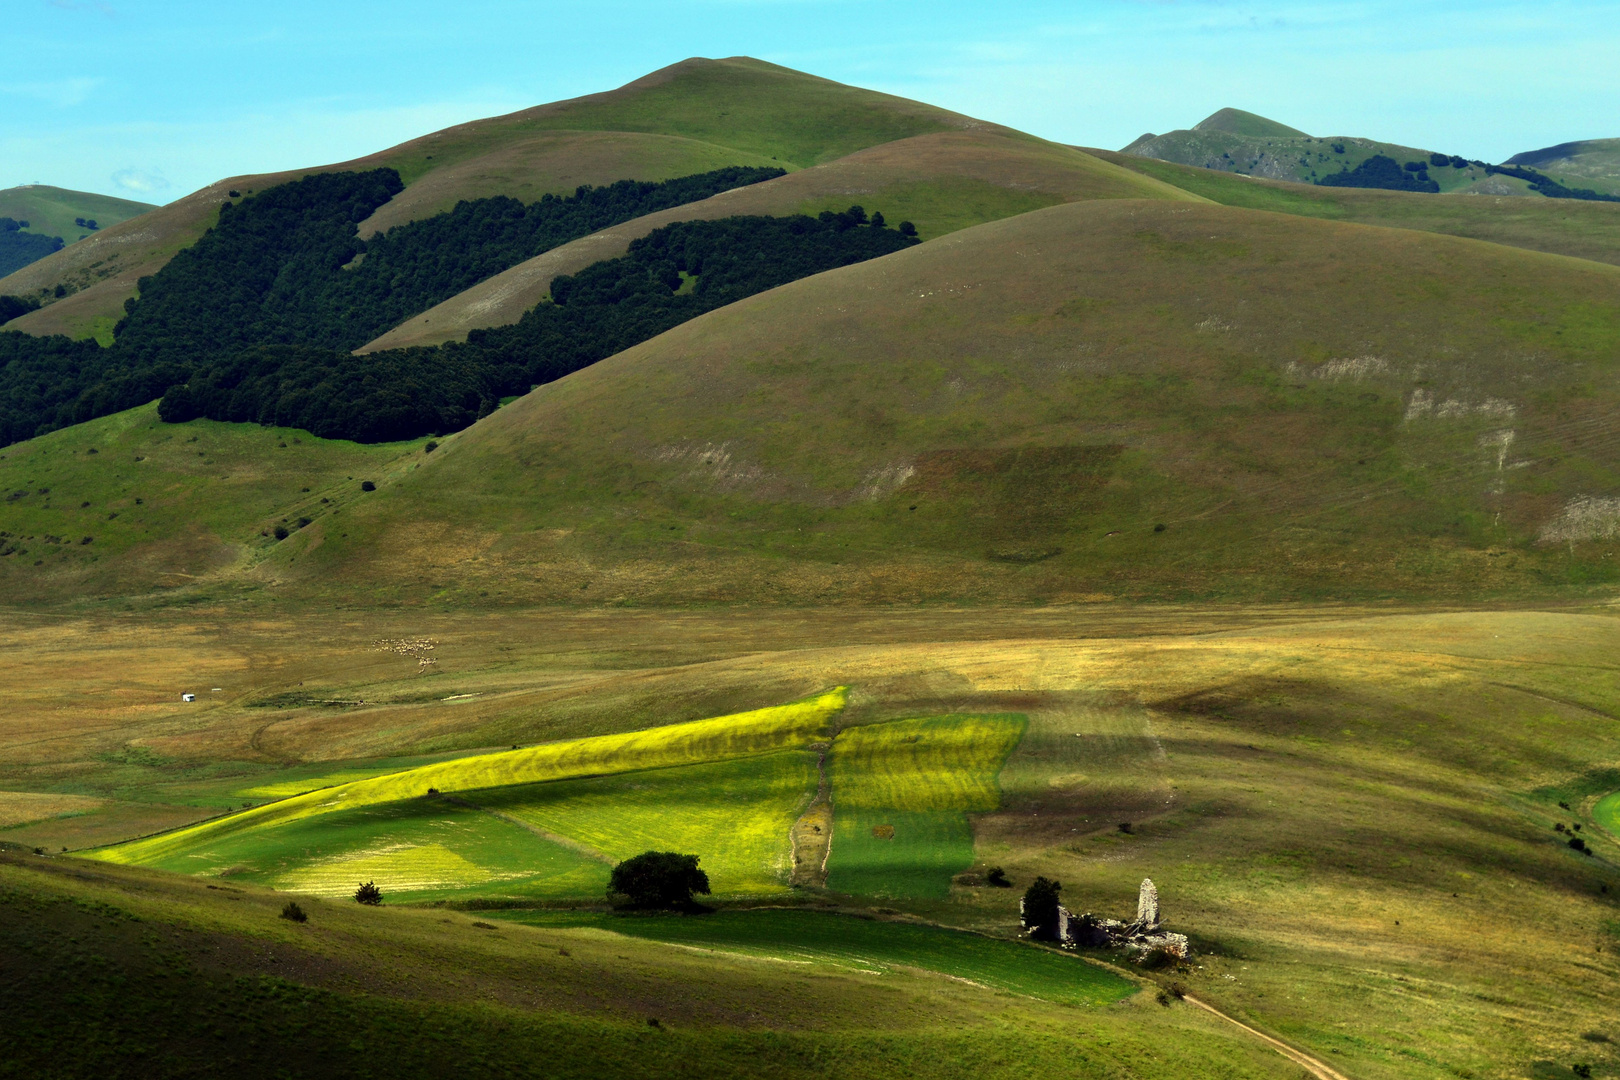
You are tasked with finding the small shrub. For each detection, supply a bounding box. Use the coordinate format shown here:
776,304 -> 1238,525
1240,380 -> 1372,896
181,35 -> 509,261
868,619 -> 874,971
1021,876 -> 1063,940
360,480 -> 376,492
424,440 -> 438,453
1118,822 -> 1133,834
273,525 -> 289,540
354,881 -> 382,905
1168,981 -> 1187,999
280,901 -> 307,923
1573,1065 -> 1592,1079
1156,989 -> 1171,1006
1137,946 -> 1174,970
647,1017 -> 662,1028
1559,801 -> 1571,810
1569,837 -> 1589,853
898,221 -> 917,237
986,866 -> 1010,887
296,517 -> 311,528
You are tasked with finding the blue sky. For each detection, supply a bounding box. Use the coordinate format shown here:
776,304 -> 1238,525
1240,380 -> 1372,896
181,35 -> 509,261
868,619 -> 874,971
4,0 -> 1617,202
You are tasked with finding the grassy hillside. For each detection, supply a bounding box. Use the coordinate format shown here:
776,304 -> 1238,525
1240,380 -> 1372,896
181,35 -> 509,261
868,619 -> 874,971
1122,109 -> 1489,191
362,131 -> 1197,351
1191,108 -> 1307,139
0,402 -> 427,603
356,130 -> 783,236
1507,136 -> 1620,196
1090,147 -> 1620,267
0,184 -> 155,247
7,846 -> 1308,1080
0,57 -> 1005,342
237,199 -> 1620,608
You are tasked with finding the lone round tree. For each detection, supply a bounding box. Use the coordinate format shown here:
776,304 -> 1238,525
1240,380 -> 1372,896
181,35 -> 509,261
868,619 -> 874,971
609,851 -> 711,910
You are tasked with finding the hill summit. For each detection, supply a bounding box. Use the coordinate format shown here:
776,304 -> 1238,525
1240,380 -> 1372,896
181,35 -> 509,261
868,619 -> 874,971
1191,108 -> 1307,139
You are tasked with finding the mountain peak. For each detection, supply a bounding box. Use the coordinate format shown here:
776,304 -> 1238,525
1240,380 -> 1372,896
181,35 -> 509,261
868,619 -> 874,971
1193,108 -> 1309,139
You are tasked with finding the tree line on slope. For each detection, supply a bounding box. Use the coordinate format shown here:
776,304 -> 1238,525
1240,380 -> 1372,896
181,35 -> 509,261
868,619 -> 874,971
0,165 -> 782,447
1315,153 -> 1620,202
0,218 -> 65,278
157,206 -> 920,442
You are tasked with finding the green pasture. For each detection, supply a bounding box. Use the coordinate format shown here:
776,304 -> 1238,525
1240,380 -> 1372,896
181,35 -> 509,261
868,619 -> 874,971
138,795 -> 608,901
828,715 -> 1026,899
480,750 -> 816,896
93,695 -> 1032,904
0,184 -> 155,246
94,688 -> 845,868
496,907 -> 1136,1007
1596,789 -> 1620,842
0,402 -> 426,601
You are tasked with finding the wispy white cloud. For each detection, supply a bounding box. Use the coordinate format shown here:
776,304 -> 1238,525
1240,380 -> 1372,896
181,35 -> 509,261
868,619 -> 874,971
110,167 -> 169,194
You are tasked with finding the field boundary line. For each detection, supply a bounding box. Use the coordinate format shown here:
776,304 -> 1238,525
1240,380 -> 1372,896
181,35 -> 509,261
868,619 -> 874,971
441,794 -> 615,863
1182,994 -> 1350,1080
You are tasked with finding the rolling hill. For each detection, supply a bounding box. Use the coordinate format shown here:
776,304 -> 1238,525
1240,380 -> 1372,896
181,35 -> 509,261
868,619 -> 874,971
0,57 -> 1041,343
6,198 -> 1620,607
1089,147 -> 1620,269
0,185 -> 156,278
362,130 -> 1195,351
273,199 -> 1620,608
1123,108 -> 1495,192
1507,136 -> 1620,196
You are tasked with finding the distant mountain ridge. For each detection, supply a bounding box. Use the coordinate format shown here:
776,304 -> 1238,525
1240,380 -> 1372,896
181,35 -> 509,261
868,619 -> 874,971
1122,109 -> 1497,193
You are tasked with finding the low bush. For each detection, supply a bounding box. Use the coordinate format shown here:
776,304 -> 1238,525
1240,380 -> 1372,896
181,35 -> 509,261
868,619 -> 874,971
280,901 -> 307,922
354,881 -> 382,905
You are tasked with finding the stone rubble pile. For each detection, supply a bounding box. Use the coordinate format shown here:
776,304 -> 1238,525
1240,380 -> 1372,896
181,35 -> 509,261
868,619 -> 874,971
1028,877 -> 1191,962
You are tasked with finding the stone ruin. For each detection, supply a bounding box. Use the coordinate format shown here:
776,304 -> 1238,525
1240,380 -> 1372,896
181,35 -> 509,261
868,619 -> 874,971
1025,878 -> 1191,962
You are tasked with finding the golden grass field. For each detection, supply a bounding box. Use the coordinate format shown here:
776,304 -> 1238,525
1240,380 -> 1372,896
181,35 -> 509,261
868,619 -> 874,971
2,601 -> 1616,1077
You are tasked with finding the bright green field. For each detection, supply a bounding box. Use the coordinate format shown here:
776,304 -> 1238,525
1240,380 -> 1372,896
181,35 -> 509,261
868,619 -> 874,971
1596,789 -> 1620,842
828,715 -> 1026,899
480,750 -> 817,896
495,907 -> 1136,1007
93,696 -> 1031,904
95,688 -> 846,870
141,795 -> 609,901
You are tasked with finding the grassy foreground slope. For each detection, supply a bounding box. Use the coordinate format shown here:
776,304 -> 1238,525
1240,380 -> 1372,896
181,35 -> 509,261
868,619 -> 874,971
1090,147 -> 1620,268
4,849 -> 1301,1080
0,57 -> 1002,341
362,131 -> 1195,351
284,199 -> 1620,606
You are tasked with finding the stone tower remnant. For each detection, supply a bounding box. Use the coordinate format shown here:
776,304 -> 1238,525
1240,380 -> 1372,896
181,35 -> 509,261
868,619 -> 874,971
1135,878 -> 1160,929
